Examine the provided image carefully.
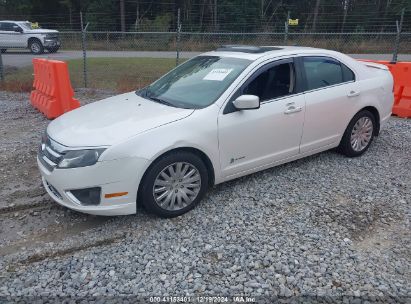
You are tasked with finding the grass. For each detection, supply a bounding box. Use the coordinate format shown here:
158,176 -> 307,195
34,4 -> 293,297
0,57 -> 181,93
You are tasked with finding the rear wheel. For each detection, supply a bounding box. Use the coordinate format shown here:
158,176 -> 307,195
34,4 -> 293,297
29,39 -> 44,54
140,151 -> 209,218
338,110 -> 376,157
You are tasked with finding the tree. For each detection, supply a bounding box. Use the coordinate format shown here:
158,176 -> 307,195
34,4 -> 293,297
340,0 -> 349,33
119,0 -> 125,32
60,0 -> 73,29
312,0 -> 321,31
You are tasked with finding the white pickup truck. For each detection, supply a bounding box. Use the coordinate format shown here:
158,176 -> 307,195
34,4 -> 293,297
0,21 -> 60,54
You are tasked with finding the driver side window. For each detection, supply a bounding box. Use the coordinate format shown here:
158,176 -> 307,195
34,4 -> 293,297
243,62 -> 296,102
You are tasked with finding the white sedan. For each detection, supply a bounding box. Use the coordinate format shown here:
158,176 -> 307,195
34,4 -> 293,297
38,46 -> 394,217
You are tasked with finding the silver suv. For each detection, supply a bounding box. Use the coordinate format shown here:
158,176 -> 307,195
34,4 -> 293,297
0,21 -> 60,54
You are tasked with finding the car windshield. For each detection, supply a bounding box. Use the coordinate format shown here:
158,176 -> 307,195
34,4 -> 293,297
19,22 -> 33,30
143,56 -> 251,109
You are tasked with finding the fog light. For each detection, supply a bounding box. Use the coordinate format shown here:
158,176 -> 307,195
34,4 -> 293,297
70,187 -> 101,206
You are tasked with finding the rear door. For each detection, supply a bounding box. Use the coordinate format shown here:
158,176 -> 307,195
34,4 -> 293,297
298,56 -> 358,153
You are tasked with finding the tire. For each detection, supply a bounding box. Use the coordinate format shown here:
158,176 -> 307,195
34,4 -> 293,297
338,110 -> 376,157
29,39 -> 44,54
140,151 -> 209,218
47,47 -> 59,53
0,49 -> 6,53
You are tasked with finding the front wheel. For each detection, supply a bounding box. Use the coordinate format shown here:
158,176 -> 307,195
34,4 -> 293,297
139,152 -> 209,218
29,39 -> 44,54
338,110 -> 376,157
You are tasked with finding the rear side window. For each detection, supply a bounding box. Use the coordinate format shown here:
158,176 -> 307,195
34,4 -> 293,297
303,56 -> 354,91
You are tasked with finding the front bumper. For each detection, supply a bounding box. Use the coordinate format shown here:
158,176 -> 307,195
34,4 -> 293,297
37,156 -> 150,216
43,38 -> 61,48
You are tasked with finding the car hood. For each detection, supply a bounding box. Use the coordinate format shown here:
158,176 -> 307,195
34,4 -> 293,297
47,92 -> 194,147
24,29 -> 59,34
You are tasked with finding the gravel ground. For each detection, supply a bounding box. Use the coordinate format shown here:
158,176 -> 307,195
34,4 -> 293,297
0,91 -> 410,303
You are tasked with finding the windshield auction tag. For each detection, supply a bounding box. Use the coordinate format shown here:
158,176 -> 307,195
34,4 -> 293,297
203,68 -> 233,81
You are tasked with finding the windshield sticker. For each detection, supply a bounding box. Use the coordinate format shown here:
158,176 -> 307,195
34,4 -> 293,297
203,68 -> 233,81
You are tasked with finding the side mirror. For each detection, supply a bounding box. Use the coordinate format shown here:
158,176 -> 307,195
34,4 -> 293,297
232,95 -> 260,110
13,26 -> 23,33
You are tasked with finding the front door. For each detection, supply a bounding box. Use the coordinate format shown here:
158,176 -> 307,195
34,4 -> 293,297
218,58 -> 306,178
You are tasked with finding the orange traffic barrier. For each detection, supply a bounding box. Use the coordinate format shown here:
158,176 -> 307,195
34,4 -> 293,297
359,59 -> 411,118
30,58 -> 80,119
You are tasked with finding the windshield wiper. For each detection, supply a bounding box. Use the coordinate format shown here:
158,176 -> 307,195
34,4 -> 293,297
146,95 -> 176,107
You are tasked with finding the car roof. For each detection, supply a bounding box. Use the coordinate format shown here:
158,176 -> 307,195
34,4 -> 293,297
203,45 -> 342,61
0,20 -> 28,23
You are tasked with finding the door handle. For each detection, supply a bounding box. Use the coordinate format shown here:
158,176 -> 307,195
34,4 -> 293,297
284,106 -> 303,114
347,90 -> 360,97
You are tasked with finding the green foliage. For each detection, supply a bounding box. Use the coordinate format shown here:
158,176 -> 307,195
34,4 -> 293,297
137,13 -> 174,32
0,0 -> 33,14
85,0 -> 118,31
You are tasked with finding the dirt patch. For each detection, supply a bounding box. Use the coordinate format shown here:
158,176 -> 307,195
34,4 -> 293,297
0,210 -> 112,257
0,90 -> 117,263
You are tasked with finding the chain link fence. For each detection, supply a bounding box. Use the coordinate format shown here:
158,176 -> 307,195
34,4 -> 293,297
57,31 -> 411,53
66,30 -> 411,91
0,30 -> 410,92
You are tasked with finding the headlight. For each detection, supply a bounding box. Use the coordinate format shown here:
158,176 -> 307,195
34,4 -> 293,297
57,149 -> 106,169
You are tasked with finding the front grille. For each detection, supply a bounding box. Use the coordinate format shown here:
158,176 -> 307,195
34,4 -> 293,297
38,136 -> 65,172
45,180 -> 62,199
46,34 -> 59,39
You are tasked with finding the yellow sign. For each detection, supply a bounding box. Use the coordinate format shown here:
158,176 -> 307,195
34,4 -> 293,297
288,19 -> 299,26
31,22 -> 40,29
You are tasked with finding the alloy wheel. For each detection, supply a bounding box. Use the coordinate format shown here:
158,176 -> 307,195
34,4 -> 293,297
31,42 -> 41,53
